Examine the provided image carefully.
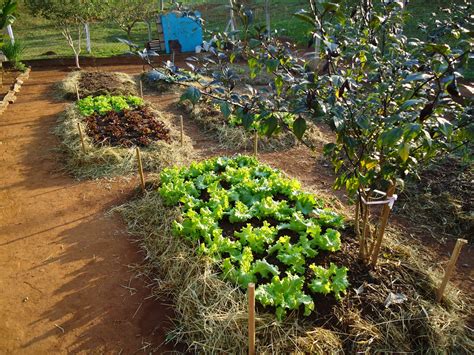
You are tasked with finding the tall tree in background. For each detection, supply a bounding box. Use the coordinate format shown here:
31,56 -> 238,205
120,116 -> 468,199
25,0 -> 102,69
104,0 -> 158,49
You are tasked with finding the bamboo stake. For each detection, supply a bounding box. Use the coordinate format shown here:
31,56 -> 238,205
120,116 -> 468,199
370,182 -> 396,267
253,130 -> 258,157
139,79 -> 143,98
248,283 -> 255,355
436,238 -> 467,302
77,123 -> 86,154
136,147 -> 145,193
180,115 -> 184,146
75,83 -> 80,101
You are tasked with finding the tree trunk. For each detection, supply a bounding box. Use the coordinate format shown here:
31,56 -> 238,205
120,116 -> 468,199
265,0 -> 271,39
126,27 -> 133,51
74,52 -> 81,69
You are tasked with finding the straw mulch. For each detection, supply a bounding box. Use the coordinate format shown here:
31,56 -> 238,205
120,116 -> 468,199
114,171 -> 473,353
179,100 -> 329,152
54,103 -> 194,179
58,71 -> 138,100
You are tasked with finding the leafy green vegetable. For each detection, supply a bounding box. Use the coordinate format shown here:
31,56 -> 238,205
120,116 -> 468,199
159,156 -> 348,320
256,274 -> 314,321
77,95 -> 143,116
309,263 -> 349,300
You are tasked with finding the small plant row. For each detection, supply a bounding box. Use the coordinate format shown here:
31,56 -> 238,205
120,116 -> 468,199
159,156 -> 349,320
77,95 -> 144,116
76,95 -> 171,148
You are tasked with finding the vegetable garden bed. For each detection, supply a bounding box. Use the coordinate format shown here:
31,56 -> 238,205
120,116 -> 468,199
116,156 -> 472,353
55,94 -> 193,179
179,99 -> 328,152
58,71 -> 138,99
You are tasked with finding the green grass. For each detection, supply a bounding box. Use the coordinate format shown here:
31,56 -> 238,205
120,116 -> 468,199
8,0 -> 472,79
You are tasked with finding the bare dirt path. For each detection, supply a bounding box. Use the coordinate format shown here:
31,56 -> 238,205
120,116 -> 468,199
0,66 -> 175,354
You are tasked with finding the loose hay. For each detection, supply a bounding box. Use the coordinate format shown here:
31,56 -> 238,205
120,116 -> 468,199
114,171 -> 473,353
57,71 -> 138,99
54,103 -> 194,179
180,100 -> 330,152
395,156 -> 473,242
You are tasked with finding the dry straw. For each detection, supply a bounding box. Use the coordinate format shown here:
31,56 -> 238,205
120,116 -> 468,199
54,103 -> 194,179
57,71 -> 139,100
114,176 -> 473,353
179,100 -> 330,152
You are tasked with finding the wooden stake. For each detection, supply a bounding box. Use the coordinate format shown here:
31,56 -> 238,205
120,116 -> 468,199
139,79 -> 144,98
136,147 -> 145,193
77,123 -> 86,154
180,115 -> 184,147
436,238 -> 467,302
248,283 -> 255,355
253,130 -> 258,157
369,182 -> 396,267
75,83 -> 80,101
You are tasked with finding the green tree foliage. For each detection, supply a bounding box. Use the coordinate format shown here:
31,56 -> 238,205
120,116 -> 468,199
138,0 -> 473,263
103,0 -> 158,48
24,0 -> 103,68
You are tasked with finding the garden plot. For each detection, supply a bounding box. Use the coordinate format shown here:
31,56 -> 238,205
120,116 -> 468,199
179,98 -> 328,152
58,71 -> 138,99
116,156 -> 472,354
55,94 -> 193,179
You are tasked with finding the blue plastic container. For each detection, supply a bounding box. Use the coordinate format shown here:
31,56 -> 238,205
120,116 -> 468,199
161,11 -> 203,54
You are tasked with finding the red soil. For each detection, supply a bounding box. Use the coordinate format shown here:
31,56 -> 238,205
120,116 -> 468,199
0,65 -> 176,354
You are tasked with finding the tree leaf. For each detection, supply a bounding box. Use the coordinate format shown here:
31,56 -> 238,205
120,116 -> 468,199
261,115 -> 278,136
399,99 -> 424,110
180,86 -> 201,105
381,127 -> 403,146
219,101 -> 232,119
293,117 -> 307,140
403,73 -> 432,82
398,142 -> 410,162
274,76 -> 284,95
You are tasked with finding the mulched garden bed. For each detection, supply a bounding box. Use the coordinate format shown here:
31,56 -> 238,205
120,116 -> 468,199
58,71 -> 138,99
84,106 -> 171,148
115,156 -> 473,354
395,156 -> 473,242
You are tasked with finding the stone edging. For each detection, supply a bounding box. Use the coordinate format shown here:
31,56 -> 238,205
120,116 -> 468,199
0,67 -> 31,115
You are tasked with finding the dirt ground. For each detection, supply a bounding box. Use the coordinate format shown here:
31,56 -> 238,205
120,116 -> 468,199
0,65 -> 176,354
0,63 -> 472,354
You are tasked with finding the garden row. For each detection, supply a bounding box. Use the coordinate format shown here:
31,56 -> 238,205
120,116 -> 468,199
52,64 -> 472,354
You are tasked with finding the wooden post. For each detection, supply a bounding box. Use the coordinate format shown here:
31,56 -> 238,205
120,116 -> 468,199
253,130 -> 258,157
180,115 -> 184,147
369,182 -> 396,267
77,123 -> 86,154
75,84 -> 80,101
248,283 -> 255,355
136,147 -> 146,193
436,238 -> 468,302
139,79 -> 143,98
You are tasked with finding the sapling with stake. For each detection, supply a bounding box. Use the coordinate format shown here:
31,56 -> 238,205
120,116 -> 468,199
127,0 -> 473,267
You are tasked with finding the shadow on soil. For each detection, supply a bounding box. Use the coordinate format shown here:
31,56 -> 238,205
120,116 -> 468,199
20,207 -> 177,354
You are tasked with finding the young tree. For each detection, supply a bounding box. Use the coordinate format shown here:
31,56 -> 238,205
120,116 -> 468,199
104,0 -> 158,49
149,0 -> 472,266
25,0 -> 102,69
